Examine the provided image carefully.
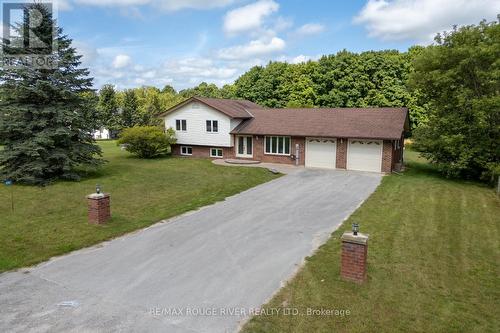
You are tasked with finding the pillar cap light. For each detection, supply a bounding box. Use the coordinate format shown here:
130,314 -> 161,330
352,223 -> 359,236
96,184 -> 101,194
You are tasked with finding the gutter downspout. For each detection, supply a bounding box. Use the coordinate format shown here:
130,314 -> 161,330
295,143 -> 300,166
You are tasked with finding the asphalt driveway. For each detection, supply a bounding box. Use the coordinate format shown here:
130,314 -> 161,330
0,169 -> 381,333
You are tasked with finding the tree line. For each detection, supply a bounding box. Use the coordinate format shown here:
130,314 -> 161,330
97,48 -> 428,131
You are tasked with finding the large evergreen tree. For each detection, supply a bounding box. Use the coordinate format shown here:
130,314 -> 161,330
0,3 -> 103,185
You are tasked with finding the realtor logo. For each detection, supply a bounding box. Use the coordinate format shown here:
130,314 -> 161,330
1,0 -> 58,68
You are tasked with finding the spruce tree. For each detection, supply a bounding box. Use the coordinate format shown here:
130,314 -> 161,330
0,3 -> 103,185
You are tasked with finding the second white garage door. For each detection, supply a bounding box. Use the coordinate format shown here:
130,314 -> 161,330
347,139 -> 383,172
305,138 -> 336,169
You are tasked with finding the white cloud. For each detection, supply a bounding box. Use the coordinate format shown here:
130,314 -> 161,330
276,54 -> 321,64
75,0 -> 149,6
354,0 -> 500,42
75,0 -> 235,11
224,0 -> 279,34
295,23 -> 325,36
218,37 -> 285,60
289,55 -> 311,64
54,0 -> 73,11
112,54 -> 132,68
273,16 -> 293,32
164,58 -> 238,79
74,41 -> 98,65
92,55 -> 242,90
156,0 -> 235,11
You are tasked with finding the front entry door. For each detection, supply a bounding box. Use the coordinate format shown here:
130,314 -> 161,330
236,136 -> 253,157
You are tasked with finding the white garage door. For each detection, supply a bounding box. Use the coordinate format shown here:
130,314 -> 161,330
347,139 -> 383,172
305,138 -> 336,169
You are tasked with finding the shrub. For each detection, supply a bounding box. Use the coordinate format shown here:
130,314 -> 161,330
117,126 -> 176,158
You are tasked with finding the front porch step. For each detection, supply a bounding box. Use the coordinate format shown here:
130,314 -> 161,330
224,159 -> 261,165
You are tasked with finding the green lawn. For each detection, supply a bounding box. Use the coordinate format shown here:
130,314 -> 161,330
242,149 -> 500,333
0,141 -> 280,273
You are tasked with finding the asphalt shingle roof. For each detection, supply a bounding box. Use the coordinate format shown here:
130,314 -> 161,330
160,97 -> 257,119
161,97 -> 408,140
231,107 -> 408,140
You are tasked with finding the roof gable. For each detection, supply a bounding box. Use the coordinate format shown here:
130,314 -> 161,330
160,97 -> 257,119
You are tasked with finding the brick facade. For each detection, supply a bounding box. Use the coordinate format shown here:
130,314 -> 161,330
382,140 -> 393,173
248,136 -> 305,165
87,194 -> 111,224
391,133 -> 405,172
336,138 -> 348,169
171,144 -> 234,159
340,232 -> 368,283
173,136 -> 401,173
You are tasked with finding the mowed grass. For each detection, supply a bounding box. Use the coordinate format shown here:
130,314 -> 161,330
0,141 -> 280,272
242,149 -> 500,333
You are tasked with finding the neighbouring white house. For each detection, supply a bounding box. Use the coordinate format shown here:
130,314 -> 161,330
93,128 -> 110,140
160,97 -> 409,173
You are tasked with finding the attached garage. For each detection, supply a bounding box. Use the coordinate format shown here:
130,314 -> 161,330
347,139 -> 383,172
305,138 -> 336,169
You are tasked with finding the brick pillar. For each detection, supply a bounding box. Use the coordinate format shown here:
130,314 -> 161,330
336,138 -> 347,169
341,232 -> 368,283
87,193 -> 111,224
382,140 -> 393,173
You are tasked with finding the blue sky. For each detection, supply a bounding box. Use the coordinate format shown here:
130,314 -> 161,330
44,0 -> 499,90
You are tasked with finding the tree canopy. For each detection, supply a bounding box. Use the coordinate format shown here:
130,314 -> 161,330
97,48 -> 429,131
411,19 -> 500,181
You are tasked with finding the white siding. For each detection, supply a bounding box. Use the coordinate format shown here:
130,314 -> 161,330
164,102 -> 235,147
229,119 -> 243,146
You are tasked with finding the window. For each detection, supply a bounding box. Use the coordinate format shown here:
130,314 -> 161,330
206,120 -> 218,133
210,148 -> 223,158
265,136 -> 290,155
176,119 -> 187,131
180,146 -> 192,155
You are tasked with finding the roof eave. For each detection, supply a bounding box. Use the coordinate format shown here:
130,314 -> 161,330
157,96 -> 254,119
230,131 -> 402,140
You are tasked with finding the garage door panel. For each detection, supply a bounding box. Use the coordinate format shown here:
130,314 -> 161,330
305,138 -> 336,169
347,140 -> 382,172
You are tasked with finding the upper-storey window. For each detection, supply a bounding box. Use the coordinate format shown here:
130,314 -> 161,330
206,120 -> 218,133
176,119 -> 187,131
